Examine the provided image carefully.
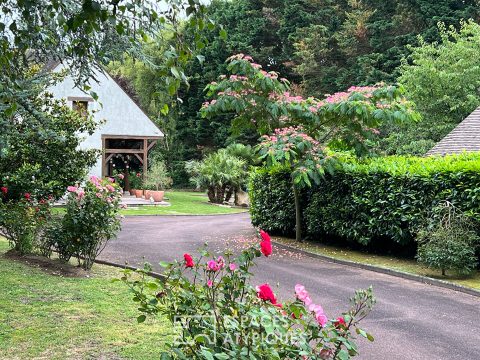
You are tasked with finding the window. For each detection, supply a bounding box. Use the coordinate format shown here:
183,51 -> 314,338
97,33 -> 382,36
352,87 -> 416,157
72,100 -> 89,117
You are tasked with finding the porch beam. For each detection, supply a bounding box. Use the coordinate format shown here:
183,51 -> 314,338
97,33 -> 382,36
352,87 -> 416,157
105,148 -> 144,154
134,153 -> 144,164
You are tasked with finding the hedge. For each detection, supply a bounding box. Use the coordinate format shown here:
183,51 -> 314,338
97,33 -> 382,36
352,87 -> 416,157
249,153 -> 480,247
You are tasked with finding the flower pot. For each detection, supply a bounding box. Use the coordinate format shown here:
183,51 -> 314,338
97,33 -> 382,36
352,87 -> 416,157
151,190 -> 165,202
129,189 -> 135,196
135,189 -> 143,198
144,190 -> 151,201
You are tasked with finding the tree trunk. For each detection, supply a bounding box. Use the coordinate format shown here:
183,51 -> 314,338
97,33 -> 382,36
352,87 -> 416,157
207,186 -> 216,203
292,181 -> 302,242
224,186 -> 233,203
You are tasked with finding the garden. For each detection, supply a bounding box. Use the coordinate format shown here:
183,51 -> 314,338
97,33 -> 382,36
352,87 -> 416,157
2,1 -> 480,359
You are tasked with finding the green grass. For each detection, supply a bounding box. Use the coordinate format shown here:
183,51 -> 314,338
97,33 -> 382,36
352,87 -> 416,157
274,237 -> 480,291
52,191 -> 247,216
0,238 -> 172,360
121,191 -> 247,216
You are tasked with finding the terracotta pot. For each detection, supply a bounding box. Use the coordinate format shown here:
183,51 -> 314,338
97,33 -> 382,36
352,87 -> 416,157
135,189 -> 143,198
144,190 -> 151,200
151,190 -> 165,202
129,189 -> 135,196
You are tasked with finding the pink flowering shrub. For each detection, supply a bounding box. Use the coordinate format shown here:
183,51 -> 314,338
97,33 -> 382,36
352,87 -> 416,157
0,187 -> 52,254
120,230 -> 375,359
201,54 -> 419,151
44,175 -> 123,269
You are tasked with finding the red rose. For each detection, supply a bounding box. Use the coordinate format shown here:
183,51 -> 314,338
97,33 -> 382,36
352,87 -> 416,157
184,253 -> 194,268
334,317 -> 346,328
260,229 -> 270,242
1,187 -> 7,195
24,193 -> 31,201
260,238 -> 272,257
256,283 -> 278,305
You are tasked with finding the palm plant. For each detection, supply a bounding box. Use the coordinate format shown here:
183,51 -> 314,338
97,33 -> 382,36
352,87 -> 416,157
186,150 -> 246,204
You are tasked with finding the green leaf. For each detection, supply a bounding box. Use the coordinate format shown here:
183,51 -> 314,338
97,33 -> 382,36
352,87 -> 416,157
137,315 -> 146,323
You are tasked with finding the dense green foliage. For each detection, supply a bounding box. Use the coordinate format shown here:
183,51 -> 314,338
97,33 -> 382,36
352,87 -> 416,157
416,202 -> 479,276
186,146 -> 249,203
109,0 -> 480,171
250,153 -> 480,248
380,20 -> 480,155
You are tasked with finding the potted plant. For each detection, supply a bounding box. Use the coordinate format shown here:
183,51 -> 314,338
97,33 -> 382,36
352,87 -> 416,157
144,160 -> 172,202
129,171 -> 143,198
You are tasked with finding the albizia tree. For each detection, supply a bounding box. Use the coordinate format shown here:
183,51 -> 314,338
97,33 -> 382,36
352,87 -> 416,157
201,54 -> 420,241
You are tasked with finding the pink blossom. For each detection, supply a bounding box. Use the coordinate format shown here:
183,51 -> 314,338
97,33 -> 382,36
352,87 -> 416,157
67,186 -> 78,192
76,190 -> 85,199
107,177 -> 114,183
207,279 -> 213,288
229,263 -> 237,271
106,185 -> 115,193
295,284 -> 312,306
207,260 -> 219,272
117,174 -> 124,180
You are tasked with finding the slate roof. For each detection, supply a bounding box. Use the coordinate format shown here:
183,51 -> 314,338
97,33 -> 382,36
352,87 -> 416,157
426,107 -> 480,155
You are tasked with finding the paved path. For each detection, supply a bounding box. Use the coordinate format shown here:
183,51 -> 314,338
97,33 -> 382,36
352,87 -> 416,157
100,214 -> 480,360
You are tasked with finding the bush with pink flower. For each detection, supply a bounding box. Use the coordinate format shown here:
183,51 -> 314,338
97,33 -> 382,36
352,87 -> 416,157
0,187 -> 51,254
120,229 -> 375,359
44,175 -> 123,269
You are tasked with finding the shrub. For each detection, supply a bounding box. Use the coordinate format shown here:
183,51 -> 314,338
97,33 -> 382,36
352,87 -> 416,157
186,149 -> 247,204
416,202 -> 479,276
120,231 -> 375,359
144,160 -> 173,191
0,190 -> 51,254
46,176 -> 123,270
250,153 -> 480,248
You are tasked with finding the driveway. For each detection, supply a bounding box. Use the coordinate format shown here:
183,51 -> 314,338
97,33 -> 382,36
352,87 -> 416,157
100,213 -> 480,360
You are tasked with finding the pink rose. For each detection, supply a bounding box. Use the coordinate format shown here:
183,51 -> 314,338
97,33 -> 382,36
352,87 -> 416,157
106,185 -> 115,192
107,177 -> 115,183
67,186 -> 78,192
229,263 -> 237,271
207,260 -> 219,272
117,174 -> 124,180
207,280 -> 213,288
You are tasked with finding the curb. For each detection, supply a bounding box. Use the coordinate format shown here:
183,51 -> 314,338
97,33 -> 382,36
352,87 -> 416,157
121,211 -> 248,217
93,258 -> 166,281
272,241 -> 480,298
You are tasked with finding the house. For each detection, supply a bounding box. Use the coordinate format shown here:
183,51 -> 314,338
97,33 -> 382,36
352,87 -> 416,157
427,107 -> 480,155
46,62 -> 163,189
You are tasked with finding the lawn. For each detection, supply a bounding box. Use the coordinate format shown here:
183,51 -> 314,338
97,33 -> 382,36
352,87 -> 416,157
52,191 -> 247,216
0,238 -> 172,360
274,237 -> 480,291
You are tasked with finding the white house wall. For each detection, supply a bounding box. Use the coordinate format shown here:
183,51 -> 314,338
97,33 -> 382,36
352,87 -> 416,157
47,63 -> 163,178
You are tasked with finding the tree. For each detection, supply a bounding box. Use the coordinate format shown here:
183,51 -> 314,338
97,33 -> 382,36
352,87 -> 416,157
202,55 -> 419,240
381,20 -> 480,155
186,149 -> 247,204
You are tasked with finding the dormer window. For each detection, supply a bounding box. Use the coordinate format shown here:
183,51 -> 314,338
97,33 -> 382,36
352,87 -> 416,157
68,96 -> 93,117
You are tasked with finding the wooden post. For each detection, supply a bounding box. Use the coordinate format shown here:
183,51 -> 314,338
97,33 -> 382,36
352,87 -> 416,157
101,137 -> 106,178
143,138 -> 148,180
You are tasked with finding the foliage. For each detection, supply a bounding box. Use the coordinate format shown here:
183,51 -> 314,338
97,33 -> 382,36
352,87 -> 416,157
416,202 -> 479,276
145,160 -> 173,191
381,20 -> 480,155
0,91 -> 98,202
45,176 -> 123,270
186,148 -> 248,204
120,232 -> 375,359
201,55 -> 419,149
250,153 -> 480,249
0,190 -> 51,254
129,171 -> 143,190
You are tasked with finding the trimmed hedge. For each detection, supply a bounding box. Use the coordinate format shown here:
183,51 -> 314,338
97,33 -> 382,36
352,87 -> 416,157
249,153 -> 480,247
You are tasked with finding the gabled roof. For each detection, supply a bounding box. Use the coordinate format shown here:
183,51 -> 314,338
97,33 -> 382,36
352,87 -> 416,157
427,107 -> 480,156
47,62 -> 163,138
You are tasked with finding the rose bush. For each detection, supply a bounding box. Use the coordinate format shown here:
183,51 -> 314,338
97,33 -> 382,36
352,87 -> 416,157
0,187 -> 51,254
120,230 -> 375,359
45,175 -> 123,270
